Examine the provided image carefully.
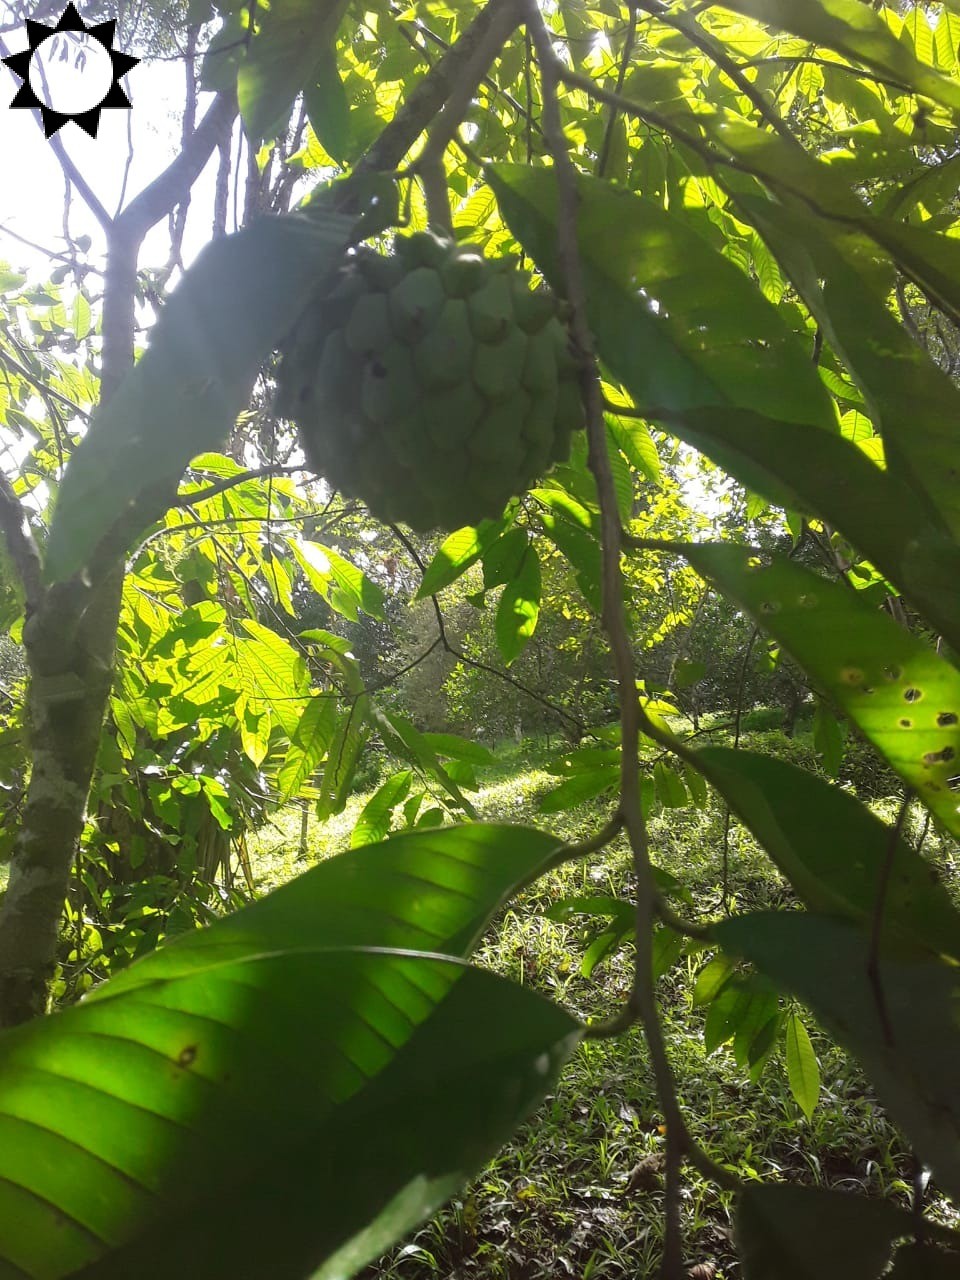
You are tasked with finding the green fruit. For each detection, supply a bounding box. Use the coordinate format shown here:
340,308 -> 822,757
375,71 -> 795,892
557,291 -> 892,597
276,228 -> 585,532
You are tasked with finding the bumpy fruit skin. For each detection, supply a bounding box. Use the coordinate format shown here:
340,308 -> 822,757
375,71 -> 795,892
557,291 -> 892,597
275,230 -> 584,531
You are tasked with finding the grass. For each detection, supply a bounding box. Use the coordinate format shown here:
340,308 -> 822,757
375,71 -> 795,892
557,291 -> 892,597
248,724 -> 959,1278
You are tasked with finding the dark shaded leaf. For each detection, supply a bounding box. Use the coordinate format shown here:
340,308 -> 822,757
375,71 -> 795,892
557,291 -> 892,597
738,1183 -> 915,1280
716,912 -> 960,1200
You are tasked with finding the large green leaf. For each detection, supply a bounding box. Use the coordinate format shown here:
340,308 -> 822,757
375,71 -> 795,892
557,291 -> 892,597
693,747 -> 960,961
684,545 -> 960,838
98,823 -> 566,997
238,0 -> 349,142
722,0 -> 960,115
487,165 -> 837,429
416,517 -> 511,598
46,214 -> 352,582
737,1183 -> 916,1280
738,194 -> 960,542
0,947 -> 577,1279
650,404 -> 960,653
716,912 -> 960,1200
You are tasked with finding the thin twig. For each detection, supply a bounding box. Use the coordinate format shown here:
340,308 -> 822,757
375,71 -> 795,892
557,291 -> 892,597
597,3 -> 638,178
524,6 -> 686,1272
390,523 -> 586,737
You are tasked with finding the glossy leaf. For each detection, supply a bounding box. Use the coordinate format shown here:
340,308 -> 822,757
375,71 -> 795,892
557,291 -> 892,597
738,195 -> 960,544
487,165 -> 836,428
84,822 -> 569,1001
46,214 -> 352,582
784,1012 -> 820,1119
495,542 -> 541,664
238,0 -> 348,143
643,405 -> 960,653
416,518 -> 510,598
351,770 -> 413,847
538,765 -> 620,813
684,546 -> 960,838
693,747 -> 960,962
0,947 -> 576,1279
716,912 -> 960,1200
738,1183 -> 916,1280
813,703 -> 844,778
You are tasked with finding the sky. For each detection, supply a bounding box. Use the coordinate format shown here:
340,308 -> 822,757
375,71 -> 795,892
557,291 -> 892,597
0,7 -> 233,281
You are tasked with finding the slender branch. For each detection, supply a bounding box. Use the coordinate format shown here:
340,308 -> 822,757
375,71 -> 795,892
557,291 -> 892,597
354,0 -> 523,181
119,89 -> 238,244
523,7 -> 686,1273
637,0 -> 795,143
390,523 -> 586,737
0,474 -> 43,612
417,0 -> 522,175
597,3 -> 638,178
0,346 -> 90,421
47,137 -> 113,233
177,464 -> 305,506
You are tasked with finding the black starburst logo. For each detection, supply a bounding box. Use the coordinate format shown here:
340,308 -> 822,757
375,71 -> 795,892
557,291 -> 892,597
2,3 -> 139,138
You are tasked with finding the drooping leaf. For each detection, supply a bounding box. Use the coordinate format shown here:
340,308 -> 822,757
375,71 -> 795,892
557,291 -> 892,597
487,164 -> 837,430
737,1183 -> 917,1280
46,214 -> 352,582
417,518 -> 510,598
812,702 -> 845,778
238,0 -> 349,143
317,696 -> 370,818
538,765 -> 620,813
0,948 -> 577,1279
351,771 -> 413,847
303,47 -> 351,163
738,195 -> 960,543
85,823 -> 569,996
640,406 -> 960,651
716,912 -> 960,1200
277,695 -> 338,802
495,542 -> 541,664
692,747 -> 960,962
683,545 -> 960,839
784,1012 -> 820,1119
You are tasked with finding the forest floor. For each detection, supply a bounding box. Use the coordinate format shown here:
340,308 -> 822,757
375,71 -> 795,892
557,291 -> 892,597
250,720 -> 960,1280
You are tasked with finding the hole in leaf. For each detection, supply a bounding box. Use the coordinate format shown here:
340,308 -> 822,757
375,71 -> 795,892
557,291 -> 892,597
883,666 -> 902,681
177,1045 -> 198,1068
745,556 -> 764,572
937,712 -> 958,727
899,719 -> 912,729
923,746 -> 956,766
903,688 -> 923,703
759,601 -> 780,614
860,686 -> 875,696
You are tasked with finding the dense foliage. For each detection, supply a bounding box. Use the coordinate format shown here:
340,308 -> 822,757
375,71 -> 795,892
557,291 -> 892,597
1,0 -> 960,1275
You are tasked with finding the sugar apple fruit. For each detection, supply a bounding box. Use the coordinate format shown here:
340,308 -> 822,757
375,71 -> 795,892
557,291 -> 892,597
275,230 -> 584,531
